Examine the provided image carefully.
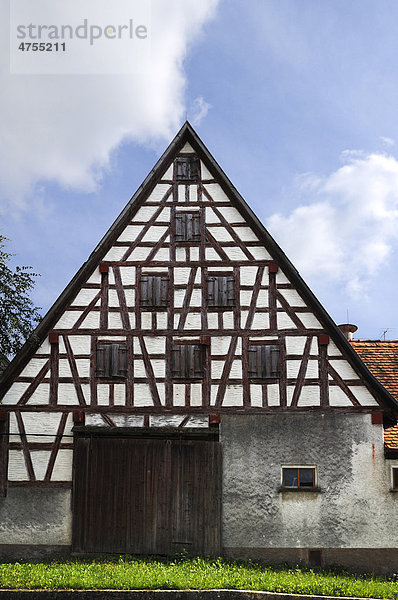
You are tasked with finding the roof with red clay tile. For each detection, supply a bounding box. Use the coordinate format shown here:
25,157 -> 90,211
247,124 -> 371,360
351,340 -> 398,449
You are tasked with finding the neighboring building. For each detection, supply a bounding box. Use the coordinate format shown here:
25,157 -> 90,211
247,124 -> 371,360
350,340 -> 398,452
1,123 -> 398,573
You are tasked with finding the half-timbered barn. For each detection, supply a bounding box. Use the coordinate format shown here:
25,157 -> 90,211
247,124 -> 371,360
1,122 -> 398,573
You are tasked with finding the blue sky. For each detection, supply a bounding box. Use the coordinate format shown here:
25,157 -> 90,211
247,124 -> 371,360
2,0 -> 398,342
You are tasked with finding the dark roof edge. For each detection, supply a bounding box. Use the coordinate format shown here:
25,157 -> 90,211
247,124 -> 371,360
1,121 -> 398,414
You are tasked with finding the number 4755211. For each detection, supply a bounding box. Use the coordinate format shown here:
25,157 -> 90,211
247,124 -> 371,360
18,42 -> 66,51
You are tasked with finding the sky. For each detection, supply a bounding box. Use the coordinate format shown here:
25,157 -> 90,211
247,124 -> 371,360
2,0 -> 398,342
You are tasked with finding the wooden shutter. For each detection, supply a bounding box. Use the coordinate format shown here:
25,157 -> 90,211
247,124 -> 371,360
270,345 -> 280,377
96,343 -> 127,379
172,344 -> 203,379
175,213 -> 185,242
207,277 -> 216,306
208,275 -> 235,307
96,344 -> 106,377
141,275 -> 168,307
248,346 -> 258,378
172,345 -> 183,378
176,157 -> 198,181
117,344 -> 128,378
140,275 -> 150,307
192,345 -> 203,379
175,213 -> 201,242
226,276 -> 235,306
248,344 -> 280,379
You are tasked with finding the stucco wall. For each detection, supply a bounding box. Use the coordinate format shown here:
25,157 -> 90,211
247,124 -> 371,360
0,488 -> 72,546
221,413 -> 398,551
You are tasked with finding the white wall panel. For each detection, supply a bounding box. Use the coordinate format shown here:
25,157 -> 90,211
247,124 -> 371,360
132,206 -> 158,221
69,335 -> 91,355
28,383 -> 50,405
329,360 -> 360,380
116,225 -> 144,243
278,289 -> 307,307
350,387 -> 379,406
233,227 -> 259,241
142,226 -> 168,242
31,451 -> 52,480
205,207 -> 221,223
250,385 -> 263,407
190,383 -> 202,406
102,246 -> 128,262
252,313 -> 270,329
240,266 -> 258,286
120,266 -> 136,285
19,358 -> 48,378
200,161 -> 213,179
8,450 -> 28,480
52,449 -> 73,481
86,268 -> 101,284
267,384 -> 280,406
223,385 -> 243,406
299,314 -> 323,329
71,289 -> 99,306
79,312 -> 100,329
173,384 -> 186,406
249,247 -> 272,260
55,311 -> 80,329
147,184 -> 170,202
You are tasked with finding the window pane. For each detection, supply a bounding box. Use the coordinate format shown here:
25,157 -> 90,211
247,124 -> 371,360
393,469 -> 398,489
299,468 -> 315,487
283,468 -> 298,488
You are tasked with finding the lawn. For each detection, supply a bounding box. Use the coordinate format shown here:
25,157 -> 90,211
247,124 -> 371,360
0,556 -> 397,598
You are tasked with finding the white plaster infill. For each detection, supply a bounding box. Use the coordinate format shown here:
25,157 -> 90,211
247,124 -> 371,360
0,590 -> 387,600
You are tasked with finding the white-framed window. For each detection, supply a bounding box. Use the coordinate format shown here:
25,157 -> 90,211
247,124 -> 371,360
281,465 -> 317,489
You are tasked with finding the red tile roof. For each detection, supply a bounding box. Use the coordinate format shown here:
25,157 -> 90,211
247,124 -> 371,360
350,340 -> 398,449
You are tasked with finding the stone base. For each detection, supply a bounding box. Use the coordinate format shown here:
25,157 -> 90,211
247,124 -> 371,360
0,545 -> 70,562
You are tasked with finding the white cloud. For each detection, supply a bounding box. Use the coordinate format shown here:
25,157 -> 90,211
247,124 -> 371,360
0,0 -> 218,208
190,96 -> 211,126
266,151 -> 398,298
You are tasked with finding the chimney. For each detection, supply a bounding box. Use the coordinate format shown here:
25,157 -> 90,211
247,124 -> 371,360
338,323 -> 358,341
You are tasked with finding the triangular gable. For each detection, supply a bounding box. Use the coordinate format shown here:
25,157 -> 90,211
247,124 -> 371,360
1,122 -> 397,415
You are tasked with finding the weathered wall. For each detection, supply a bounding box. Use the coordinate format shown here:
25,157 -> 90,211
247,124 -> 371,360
0,488 -> 71,546
221,413 -> 398,553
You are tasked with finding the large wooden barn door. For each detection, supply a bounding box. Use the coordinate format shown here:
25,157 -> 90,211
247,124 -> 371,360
72,435 -> 221,555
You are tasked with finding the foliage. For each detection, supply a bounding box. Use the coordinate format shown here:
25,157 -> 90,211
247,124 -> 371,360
0,235 -> 41,358
0,556 -> 397,597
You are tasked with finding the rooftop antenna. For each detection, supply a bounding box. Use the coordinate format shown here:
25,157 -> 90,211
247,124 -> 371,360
381,328 -> 390,341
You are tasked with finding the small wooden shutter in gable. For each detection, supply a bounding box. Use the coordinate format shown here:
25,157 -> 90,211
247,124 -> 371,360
248,346 -> 258,378
172,345 -> 182,378
193,345 -> 203,379
172,344 -> 203,379
226,276 -> 235,306
96,343 -> 127,379
140,275 -> 168,307
248,344 -> 280,379
175,213 -> 185,242
208,275 -> 235,307
208,277 -> 216,306
140,275 -> 150,307
176,157 -> 198,180
270,345 -> 280,377
175,213 -> 201,242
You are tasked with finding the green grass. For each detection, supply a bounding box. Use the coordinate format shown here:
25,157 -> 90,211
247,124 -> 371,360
0,556 -> 397,597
